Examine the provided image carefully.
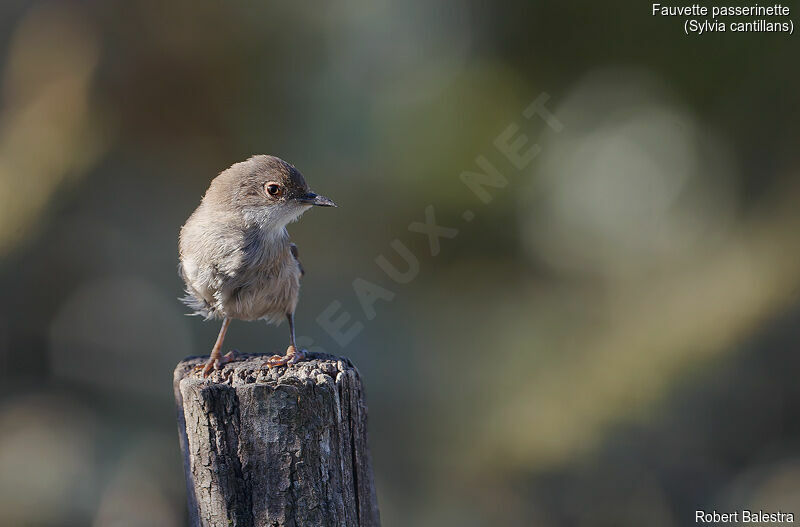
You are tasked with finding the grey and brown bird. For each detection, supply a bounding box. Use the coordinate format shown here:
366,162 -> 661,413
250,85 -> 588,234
178,155 -> 336,376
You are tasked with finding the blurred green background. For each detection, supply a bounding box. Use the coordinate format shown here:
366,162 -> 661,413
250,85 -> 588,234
0,1 -> 799,526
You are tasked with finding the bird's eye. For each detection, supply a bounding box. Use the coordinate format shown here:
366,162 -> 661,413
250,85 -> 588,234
265,182 -> 282,197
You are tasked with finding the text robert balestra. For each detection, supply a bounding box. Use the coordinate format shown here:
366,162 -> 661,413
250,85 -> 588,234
696,510 -> 794,523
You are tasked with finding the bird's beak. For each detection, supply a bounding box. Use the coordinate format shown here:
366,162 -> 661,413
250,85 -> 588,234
298,192 -> 337,207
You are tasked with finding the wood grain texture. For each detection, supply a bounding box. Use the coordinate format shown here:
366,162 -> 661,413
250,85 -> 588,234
173,353 -> 380,527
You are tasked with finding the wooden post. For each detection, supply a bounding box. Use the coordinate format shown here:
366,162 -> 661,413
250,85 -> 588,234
173,353 -> 380,527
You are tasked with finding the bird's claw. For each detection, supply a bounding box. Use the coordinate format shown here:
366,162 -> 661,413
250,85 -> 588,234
195,350 -> 239,377
265,345 -> 306,368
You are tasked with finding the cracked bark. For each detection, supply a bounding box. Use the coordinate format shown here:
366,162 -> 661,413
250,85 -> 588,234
174,353 -> 380,527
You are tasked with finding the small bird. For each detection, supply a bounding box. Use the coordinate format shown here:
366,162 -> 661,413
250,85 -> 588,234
179,155 -> 336,376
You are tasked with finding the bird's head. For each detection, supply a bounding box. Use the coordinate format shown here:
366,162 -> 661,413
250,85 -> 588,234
222,155 -> 336,231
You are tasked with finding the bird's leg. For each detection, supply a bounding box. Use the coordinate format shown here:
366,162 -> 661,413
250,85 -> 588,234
266,312 -> 306,368
196,318 -> 238,376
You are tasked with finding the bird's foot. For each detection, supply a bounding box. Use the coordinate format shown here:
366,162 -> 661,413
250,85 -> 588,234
195,350 -> 239,377
265,345 -> 306,368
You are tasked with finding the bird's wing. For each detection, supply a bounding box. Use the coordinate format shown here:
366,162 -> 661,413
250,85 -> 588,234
290,243 -> 305,277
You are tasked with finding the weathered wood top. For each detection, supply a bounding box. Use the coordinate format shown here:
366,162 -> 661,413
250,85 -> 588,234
174,352 -> 359,388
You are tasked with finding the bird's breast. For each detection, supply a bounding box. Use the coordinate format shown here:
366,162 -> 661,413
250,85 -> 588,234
218,243 -> 301,322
